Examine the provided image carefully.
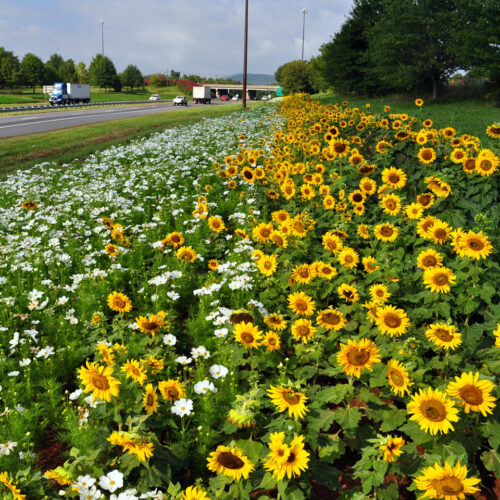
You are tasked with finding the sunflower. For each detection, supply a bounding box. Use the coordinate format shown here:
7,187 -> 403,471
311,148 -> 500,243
207,445 -> 254,480
208,216 -> 226,233
267,386 -> 309,419
462,157 -> 477,175
423,266 -> 456,293
379,193 -> 402,216
262,331 -> 281,351
270,230 -> 288,248
143,384 -> 159,415
136,312 -> 167,336
182,485 -> 211,500
252,222 -> 274,243
290,318 -> 316,343
404,203 -> 424,220
234,321 -> 262,348
357,224 -> 370,239
257,254 -> 278,276
486,124 -> 500,139
241,167 -> 256,183
416,192 -> 435,210
292,264 -> 316,285
337,338 -> 381,378
417,248 -> 443,269
272,209 -> 291,225
369,284 -> 391,303
455,230 -> 493,260
264,314 -> 287,331
288,291 -> 316,316
374,223 -> 399,242
176,246 -> 197,263
447,372 -> 496,416
429,220 -> 452,244
79,361 -> 121,402
322,232 -> 344,254
337,283 -> 360,303
425,176 -> 452,198
208,259 -> 219,271
158,379 -> 185,402
264,434 -> 310,481
375,305 -> 410,337
362,256 -> 379,273
425,323 -> 462,350
121,359 -> 148,386
380,436 -> 405,463
450,148 -> 466,164
107,291 -> 132,313
348,190 -> 366,205
316,309 -> 346,331
414,461 -> 480,499
382,167 -> 407,189
475,149 -> 498,176
386,359 -> 412,396
337,247 -> 359,268
316,262 -> 338,280
416,215 -> 439,239
407,387 -> 459,435
376,140 -> 391,154
105,243 -> 119,256
415,98 -> 423,106
330,138 -> 351,157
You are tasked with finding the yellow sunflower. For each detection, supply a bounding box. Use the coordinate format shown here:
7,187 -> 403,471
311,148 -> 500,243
382,167 -> 407,189
416,192 -> 435,210
79,361 -> 121,402
291,318 -> 317,344
447,372 -> 496,416
21,200 -> 37,210
105,243 -> 119,256
379,193 -> 402,216
143,384 -> 159,415
262,331 -> 281,351
374,223 -> 399,242
292,264 -> 316,285
257,254 -> 278,276
264,314 -> 287,331
316,309 -> 346,331
121,359 -> 148,386
337,247 -> 360,268
136,312 -> 167,336
316,262 -> 338,279
375,305 -> 410,337
267,386 -> 309,419
322,231 -> 344,254
208,216 -> 226,233
270,230 -> 288,248
182,485 -> 211,500
386,359 -> 412,396
407,387 -> 459,435
425,323 -> 462,350
207,445 -> 254,480
425,176 -> 452,198
369,284 -> 391,303
252,222 -> 274,243
107,291 -> 133,313
404,203 -> 424,220
380,436 -> 405,463
417,249 -> 443,269
337,338 -> 381,378
418,147 -> 436,165
337,283 -> 360,303
288,291 -> 316,316
423,266 -> 456,293
176,246 -> 197,263
429,219 -> 452,245
264,434 -> 310,481
362,256 -> 379,273
233,321 -> 262,348
158,379 -> 184,402
475,149 -> 499,176
455,230 -> 493,260
414,461 -> 480,499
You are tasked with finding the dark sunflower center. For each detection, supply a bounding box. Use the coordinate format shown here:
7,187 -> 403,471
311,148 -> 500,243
464,159 -> 475,171
353,193 -> 363,202
244,170 -> 254,179
343,290 -> 353,299
346,348 -> 370,366
218,452 -> 245,469
286,452 -> 297,463
147,394 -> 155,406
91,374 -> 110,391
295,300 -> 308,312
434,229 -> 447,239
113,298 -> 126,309
434,328 -> 453,342
431,477 -> 464,495
421,400 -> 446,421
167,388 -> 179,399
295,325 -> 310,337
260,228 -> 271,238
480,160 -> 492,170
423,256 -> 437,267
384,313 -> 401,329
231,313 -> 254,323
241,332 -> 255,344
298,268 -> 310,278
293,222 -> 305,233
467,239 -> 484,250
419,195 -> 431,206
143,322 -> 159,331
385,199 -> 397,210
334,143 -> 346,153
388,369 -> 404,386
344,255 -> 354,264
283,391 -> 301,405
322,312 -> 340,325
388,174 -> 400,184
381,226 -> 394,237
458,384 -> 483,406
434,274 -> 449,286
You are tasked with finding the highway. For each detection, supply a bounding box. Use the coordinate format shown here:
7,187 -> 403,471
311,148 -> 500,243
0,101 -> 228,139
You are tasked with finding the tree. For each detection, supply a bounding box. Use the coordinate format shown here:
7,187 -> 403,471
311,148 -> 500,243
120,64 -> 144,91
309,56 -> 330,93
75,62 -> 89,84
279,60 -> 316,95
89,54 -> 118,92
0,47 -> 20,88
20,53 -> 45,92
149,73 -> 168,87
59,59 -> 77,82
169,70 -> 180,80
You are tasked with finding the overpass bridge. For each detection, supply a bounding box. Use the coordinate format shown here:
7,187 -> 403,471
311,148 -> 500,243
201,83 -> 280,100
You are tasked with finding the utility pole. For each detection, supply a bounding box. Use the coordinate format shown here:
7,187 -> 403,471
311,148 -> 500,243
242,0 -> 248,109
301,8 -> 307,61
100,20 -> 104,56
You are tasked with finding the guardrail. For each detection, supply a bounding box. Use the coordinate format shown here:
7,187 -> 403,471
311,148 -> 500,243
0,100 -> 165,114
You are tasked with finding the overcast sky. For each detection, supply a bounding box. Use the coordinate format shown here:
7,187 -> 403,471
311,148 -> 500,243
1,0 -> 354,77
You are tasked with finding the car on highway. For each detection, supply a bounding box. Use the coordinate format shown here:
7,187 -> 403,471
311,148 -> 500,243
173,96 -> 188,106
231,95 -> 239,101
220,95 -> 229,101
149,94 -> 161,101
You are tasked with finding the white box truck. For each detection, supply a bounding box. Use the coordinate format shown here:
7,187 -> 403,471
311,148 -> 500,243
192,86 -> 211,104
49,83 -> 91,105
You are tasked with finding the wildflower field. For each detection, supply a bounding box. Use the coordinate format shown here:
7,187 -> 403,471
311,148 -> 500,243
0,95 -> 499,499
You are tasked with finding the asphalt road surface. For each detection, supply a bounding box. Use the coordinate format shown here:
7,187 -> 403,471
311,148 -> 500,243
0,101 -> 229,139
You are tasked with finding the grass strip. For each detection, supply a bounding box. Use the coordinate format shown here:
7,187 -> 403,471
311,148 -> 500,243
0,104 -> 251,176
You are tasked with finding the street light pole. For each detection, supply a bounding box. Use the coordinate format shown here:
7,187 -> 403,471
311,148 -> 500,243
301,8 -> 307,61
242,0 -> 248,109
100,20 -> 104,56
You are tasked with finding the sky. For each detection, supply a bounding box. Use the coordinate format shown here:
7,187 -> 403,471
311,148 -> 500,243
0,0 -> 354,78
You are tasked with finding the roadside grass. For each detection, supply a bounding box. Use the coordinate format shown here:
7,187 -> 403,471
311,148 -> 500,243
0,86 -> 184,106
313,93 -> 499,145
0,103 -> 258,176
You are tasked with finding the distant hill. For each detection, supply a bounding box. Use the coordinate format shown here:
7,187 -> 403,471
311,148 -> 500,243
226,73 -> 277,85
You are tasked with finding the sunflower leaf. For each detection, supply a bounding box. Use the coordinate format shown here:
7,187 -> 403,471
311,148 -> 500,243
332,406 -> 362,430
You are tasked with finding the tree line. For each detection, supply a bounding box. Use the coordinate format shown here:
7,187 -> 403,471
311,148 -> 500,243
275,0 -> 499,101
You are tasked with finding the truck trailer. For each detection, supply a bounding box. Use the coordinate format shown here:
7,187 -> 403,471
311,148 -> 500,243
49,83 -> 91,105
192,86 -> 211,104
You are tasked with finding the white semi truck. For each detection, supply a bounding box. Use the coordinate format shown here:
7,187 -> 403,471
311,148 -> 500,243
192,86 -> 211,104
49,83 -> 90,105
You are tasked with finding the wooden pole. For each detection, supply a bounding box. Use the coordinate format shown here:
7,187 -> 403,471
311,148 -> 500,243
243,0 -> 248,109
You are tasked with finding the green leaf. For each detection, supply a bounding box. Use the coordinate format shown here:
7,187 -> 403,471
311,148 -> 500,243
479,284 -> 496,303
380,409 -> 407,432
333,407 -> 362,430
308,410 -> 335,433
481,450 -> 500,476
314,384 -> 353,405
236,438 -> 264,464
310,460 -> 340,490
437,301 -> 450,319
484,421 -> 500,450
463,299 -> 480,314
